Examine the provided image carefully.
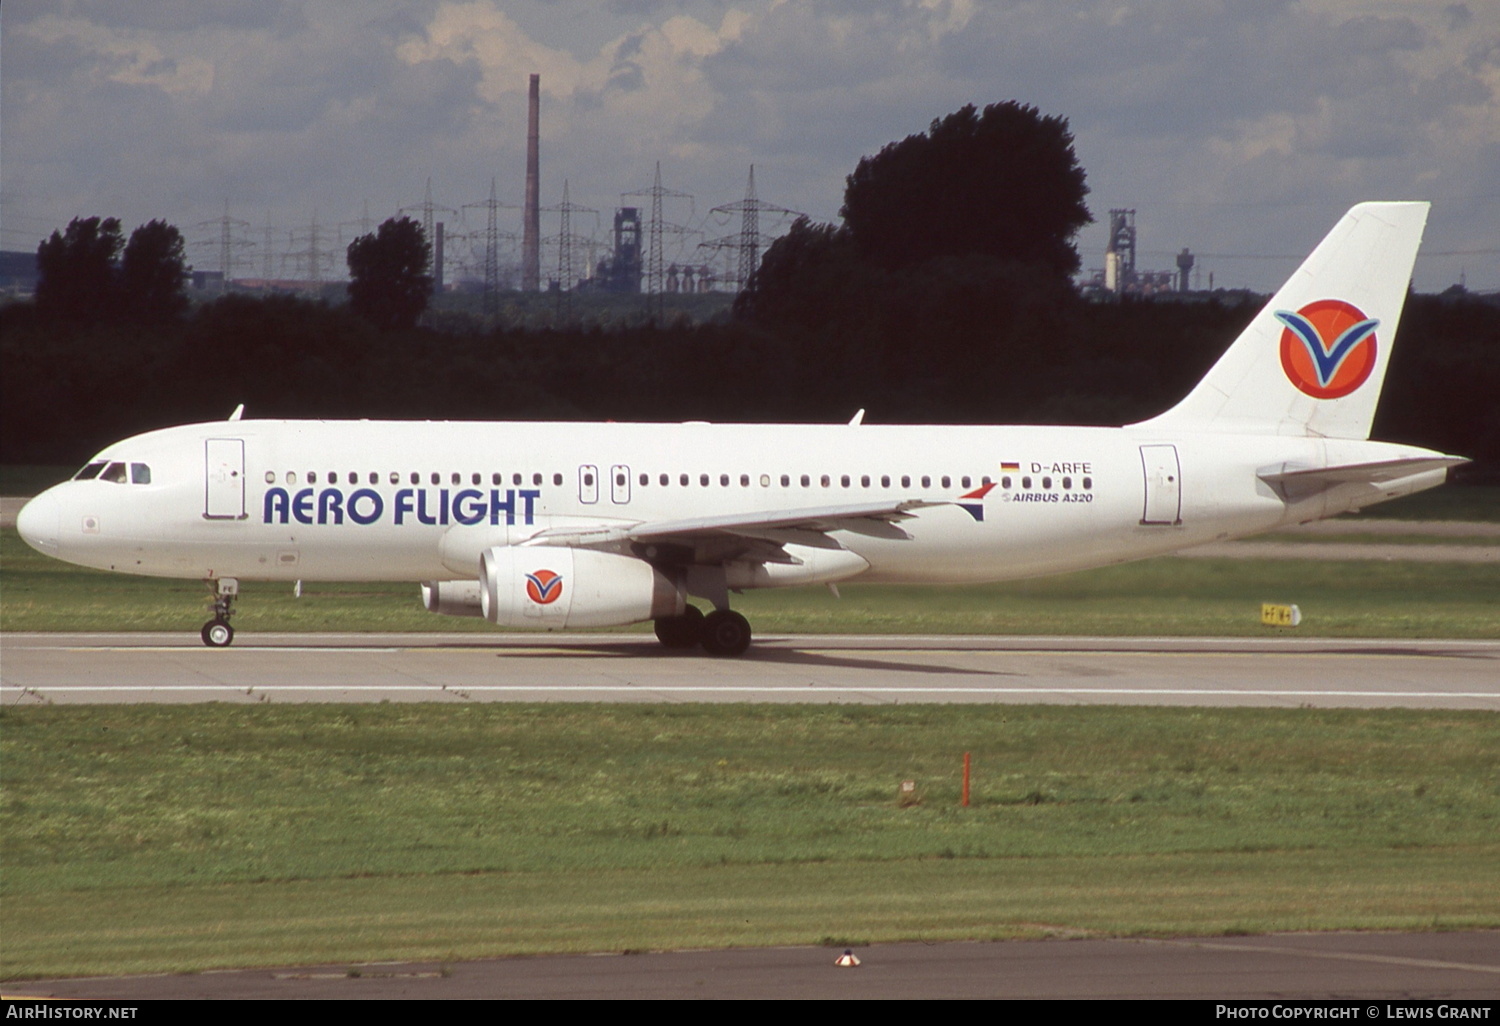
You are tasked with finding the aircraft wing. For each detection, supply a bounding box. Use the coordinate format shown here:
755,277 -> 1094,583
522,499 -> 946,565
1258,456 -> 1469,500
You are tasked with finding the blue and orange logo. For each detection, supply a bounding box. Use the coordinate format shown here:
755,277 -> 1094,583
1275,300 -> 1380,399
524,569 -> 564,605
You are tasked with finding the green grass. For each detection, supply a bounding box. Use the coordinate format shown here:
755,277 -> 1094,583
5,528 -> 1500,637
3,704 -> 1496,978
0,466 -> 74,496
1342,484 -> 1499,521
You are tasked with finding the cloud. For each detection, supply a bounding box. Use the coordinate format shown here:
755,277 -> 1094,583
2,0 -> 1495,290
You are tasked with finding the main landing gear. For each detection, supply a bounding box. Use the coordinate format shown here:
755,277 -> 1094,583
654,606 -> 752,657
201,577 -> 238,647
652,565 -> 753,657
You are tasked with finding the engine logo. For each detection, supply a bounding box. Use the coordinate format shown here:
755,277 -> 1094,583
524,569 -> 564,605
1275,299 -> 1379,399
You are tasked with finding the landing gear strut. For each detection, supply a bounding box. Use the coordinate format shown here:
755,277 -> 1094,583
201,577 -> 239,647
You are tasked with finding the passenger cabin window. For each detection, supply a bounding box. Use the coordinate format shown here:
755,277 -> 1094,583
74,461 -> 108,481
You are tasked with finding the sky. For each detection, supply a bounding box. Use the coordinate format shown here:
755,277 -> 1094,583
3,0 -> 1497,293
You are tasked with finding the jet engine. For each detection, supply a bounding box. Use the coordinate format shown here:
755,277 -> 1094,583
480,546 -> 683,629
420,579 -> 485,617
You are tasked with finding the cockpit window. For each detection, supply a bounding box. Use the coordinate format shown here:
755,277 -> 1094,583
74,461 -> 108,481
130,463 -> 152,485
101,462 -> 128,484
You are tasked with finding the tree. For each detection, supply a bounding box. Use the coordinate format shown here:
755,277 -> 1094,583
35,216 -> 124,324
347,216 -> 432,330
120,219 -> 190,324
840,101 -> 1091,278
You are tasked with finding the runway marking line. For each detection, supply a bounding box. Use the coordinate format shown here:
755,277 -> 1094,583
4,685 -> 1496,698
16,645 -> 1496,663
1156,938 -> 1500,975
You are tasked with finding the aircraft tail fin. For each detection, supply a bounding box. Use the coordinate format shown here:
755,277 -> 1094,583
1133,201 -> 1429,440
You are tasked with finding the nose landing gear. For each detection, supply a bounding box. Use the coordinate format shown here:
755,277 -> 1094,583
201,577 -> 239,647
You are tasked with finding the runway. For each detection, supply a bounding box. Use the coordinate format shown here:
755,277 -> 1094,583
8,932 -> 1499,1000
3,632 -> 1497,708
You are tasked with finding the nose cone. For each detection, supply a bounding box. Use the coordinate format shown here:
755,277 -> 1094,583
16,489 -> 61,556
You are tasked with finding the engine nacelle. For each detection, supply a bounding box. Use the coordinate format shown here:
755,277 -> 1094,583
480,546 -> 683,629
420,579 -> 485,618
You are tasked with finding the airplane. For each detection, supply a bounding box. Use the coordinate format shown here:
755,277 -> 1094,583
15,201 -> 1467,656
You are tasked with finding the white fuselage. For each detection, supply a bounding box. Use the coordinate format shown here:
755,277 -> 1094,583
17,418 -> 1449,588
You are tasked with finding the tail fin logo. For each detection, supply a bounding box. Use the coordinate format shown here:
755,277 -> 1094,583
1275,299 -> 1379,399
524,569 -> 564,605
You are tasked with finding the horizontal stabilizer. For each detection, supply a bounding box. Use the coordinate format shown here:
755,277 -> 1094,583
1258,456 -> 1468,500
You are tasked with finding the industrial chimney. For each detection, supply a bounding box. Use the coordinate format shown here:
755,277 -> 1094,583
522,73 -> 541,292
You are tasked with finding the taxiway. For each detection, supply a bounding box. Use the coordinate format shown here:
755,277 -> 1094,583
3,633 -> 1496,709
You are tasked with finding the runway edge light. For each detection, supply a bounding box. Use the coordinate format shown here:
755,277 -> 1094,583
1261,603 -> 1302,627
